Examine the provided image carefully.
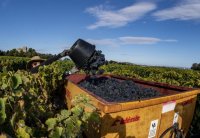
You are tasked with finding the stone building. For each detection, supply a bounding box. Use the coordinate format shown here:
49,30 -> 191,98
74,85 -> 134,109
17,46 -> 28,52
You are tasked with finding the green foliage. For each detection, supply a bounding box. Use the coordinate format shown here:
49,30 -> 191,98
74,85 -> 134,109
0,56 -> 29,72
0,48 -> 54,59
0,98 -> 6,125
101,63 -> 200,87
0,59 -> 99,137
16,127 -> 30,138
11,74 -> 22,89
46,94 -> 100,138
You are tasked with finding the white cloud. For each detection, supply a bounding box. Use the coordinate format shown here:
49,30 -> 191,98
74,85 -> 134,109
162,39 -> 178,42
153,0 -> 200,21
119,37 -> 161,44
86,2 -> 156,29
87,36 -> 177,47
86,38 -> 118,47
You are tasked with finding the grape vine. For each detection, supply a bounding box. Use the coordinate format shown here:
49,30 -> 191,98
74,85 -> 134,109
0,59 -> 99,138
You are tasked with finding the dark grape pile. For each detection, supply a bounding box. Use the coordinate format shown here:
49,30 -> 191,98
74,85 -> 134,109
79,77 -> 162,102
83,50 -> 106,75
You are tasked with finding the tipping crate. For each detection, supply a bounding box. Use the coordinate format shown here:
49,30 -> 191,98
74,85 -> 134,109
65,74 -> 200,138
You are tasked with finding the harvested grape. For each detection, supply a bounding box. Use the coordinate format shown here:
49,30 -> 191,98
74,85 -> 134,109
79,77 -> 162,102
82,50 -> 106,75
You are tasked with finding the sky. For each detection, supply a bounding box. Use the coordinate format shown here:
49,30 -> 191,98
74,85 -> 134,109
0,0 -> 200,68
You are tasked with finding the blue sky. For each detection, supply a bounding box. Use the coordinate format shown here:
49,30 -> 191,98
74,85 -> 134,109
0,0 -> 200,67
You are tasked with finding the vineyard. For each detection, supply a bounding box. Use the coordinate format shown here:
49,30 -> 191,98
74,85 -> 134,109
0,56 -> 99,137
0,56 -> 200,137
0,56 -> 29,72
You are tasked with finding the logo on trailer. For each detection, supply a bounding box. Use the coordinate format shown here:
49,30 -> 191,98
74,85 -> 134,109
112,115 -> 140,126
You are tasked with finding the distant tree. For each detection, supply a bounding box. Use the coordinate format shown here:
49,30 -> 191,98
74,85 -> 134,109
109,60 -> 118,64
1,48 -> 54,59
19,50 -> 25,57
38,53 -> 54,59
197,63 -> 200,70
191,63 -> 198,70
0,50 -> 5,55
191,63 -> 200,70
8,49 -> 17,56
27,48 -> 37,57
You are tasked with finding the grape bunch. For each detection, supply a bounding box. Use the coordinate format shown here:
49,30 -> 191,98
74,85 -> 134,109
79,77 -> 162,102
83,50 -> 106,75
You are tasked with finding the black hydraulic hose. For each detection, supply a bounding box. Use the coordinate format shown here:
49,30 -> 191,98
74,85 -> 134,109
159,123 -> 184,138
160,125 -> 175,138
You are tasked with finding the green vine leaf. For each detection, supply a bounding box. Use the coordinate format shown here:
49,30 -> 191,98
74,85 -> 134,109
0,98 -> 7,125
16,127 -> 30,138
10,112 -> 17,128
57,110 -> 70,122
71,106 -> 84,117
49,127 -> 63,138
12,74 -> 22,89
45,118 -> 57,131
1,83 -> 8,90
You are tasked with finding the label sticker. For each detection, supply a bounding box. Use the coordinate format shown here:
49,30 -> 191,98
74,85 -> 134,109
173,112 -> 179,124
148,119 -> 159,138
162,101 -> 176,113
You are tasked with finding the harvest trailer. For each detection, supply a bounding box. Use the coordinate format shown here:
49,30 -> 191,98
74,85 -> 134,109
65,74 -> 200,138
